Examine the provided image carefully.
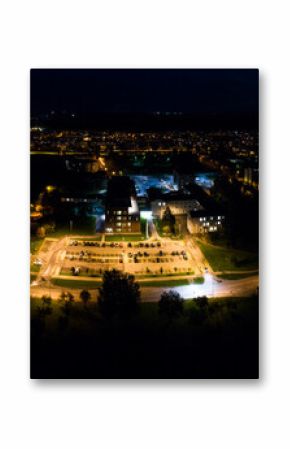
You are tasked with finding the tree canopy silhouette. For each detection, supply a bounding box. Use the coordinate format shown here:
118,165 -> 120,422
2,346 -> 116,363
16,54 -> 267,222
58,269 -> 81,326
98,269 -> 140,319
158,290 -> 184,320
80,289 -> 91,308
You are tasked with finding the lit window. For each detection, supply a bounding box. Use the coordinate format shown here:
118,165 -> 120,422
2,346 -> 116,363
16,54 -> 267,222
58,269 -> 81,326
163,202 -> 166,206
158,202 -> 162,206
117,211 -> 122,215
218,221 -> 221,225
117,223 -> 121,227
218,216 -> 221,220
199,218 -> 203,222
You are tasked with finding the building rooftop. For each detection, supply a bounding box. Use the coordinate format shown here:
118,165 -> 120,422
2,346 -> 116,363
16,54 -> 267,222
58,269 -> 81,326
106,176 -> 137,209
151,191 -> 200,202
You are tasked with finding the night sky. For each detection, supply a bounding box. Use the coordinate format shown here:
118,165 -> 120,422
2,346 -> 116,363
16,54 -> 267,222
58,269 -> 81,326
31,69 -> 258,117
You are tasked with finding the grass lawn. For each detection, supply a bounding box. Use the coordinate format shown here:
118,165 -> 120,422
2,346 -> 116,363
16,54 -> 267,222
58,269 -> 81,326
51,278 -> 101,289
30,264 -> 41,273
50,229 -> 96,239
139,279 -> 190,287
217,271 -> 259,280
60,268 -> 102,277
74,236 -> 102,241
60,269 -> 75,276
136,272 -> 194,279
197,240 -> 258,272
192,276 -> 205,284
153,218 -> 182,239
50,217 -> 98,238
30,238 -> 44,254
55,275 -> 192,288
30,274 -> 37,283
31,218 -> 98,246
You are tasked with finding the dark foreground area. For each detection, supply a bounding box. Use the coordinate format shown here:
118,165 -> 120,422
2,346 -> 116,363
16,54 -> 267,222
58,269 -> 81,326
31,296 -> 258,379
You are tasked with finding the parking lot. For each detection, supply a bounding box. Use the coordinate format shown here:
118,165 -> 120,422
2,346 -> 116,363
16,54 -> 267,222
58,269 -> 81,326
59,238 -> 196,277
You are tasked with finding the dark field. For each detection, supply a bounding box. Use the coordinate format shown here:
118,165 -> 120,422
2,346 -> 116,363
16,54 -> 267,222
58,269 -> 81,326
31,295 -> 258,379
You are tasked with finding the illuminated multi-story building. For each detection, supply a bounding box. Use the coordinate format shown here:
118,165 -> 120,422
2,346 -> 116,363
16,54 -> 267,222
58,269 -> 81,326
105,176 -> 141,234
187,210 -> 225,234
151,193 -> 202,219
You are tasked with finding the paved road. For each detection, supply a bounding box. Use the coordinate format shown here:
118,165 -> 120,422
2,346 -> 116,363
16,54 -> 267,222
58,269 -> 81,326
141,273 -> 258,302
31,273 -> 258,302
148,218 -> 159,240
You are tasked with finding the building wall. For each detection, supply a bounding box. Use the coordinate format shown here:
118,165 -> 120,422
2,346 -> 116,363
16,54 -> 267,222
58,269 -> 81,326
151,199 -> 202,219
187,214 -> 225,234
174,214 -> 188,234
105,207 -> 141,234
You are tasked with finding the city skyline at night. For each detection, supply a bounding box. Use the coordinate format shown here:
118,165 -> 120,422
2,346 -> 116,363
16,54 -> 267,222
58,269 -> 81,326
30,69 -> 259,379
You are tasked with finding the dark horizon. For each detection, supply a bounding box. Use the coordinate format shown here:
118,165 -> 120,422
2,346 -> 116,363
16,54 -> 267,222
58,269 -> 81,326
31,69 -> 258,130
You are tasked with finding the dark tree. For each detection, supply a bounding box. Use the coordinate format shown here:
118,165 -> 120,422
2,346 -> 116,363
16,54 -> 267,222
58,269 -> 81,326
31,295 -> 52,338
188,304 -> 207,325
36,295 -> 53,320
80,289 -> 91,308
98,269 -> 140,319
158,290 -> 184,320
189,296 -> 209,325
161,206 -> 176,234
59,292 -> 74,317
195,296 -> 209,309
